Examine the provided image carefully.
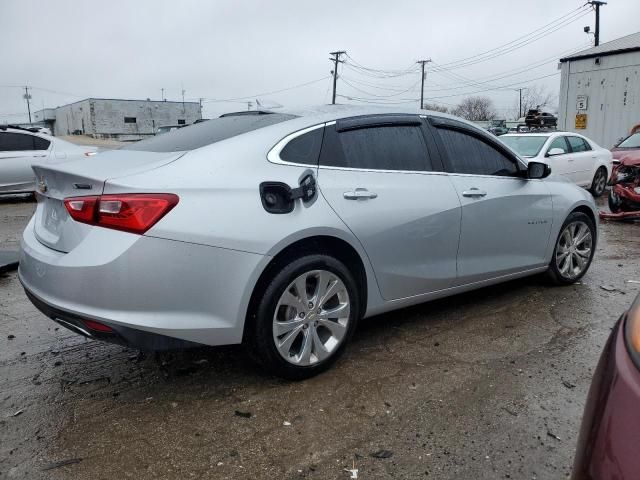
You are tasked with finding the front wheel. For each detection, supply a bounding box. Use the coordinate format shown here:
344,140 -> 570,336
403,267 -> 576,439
590,167 -> 607,197
608,188 -> 622,213
547,212 -> 596,285
248,254 -> 360,380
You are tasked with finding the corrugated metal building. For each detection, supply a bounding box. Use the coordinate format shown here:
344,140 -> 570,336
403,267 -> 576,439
558,32 -> 640,148
34,98 -> 201,140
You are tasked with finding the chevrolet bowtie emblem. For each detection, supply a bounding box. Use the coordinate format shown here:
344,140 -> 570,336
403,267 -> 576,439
38,179 -> 48,193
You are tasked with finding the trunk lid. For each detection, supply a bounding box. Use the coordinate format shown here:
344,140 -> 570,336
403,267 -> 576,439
32,150 -> 184,252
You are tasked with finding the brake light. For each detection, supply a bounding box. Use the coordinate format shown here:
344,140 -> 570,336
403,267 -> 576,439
64,193 -> 178,234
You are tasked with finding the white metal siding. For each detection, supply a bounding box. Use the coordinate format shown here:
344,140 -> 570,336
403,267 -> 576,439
558,50 -> 640,148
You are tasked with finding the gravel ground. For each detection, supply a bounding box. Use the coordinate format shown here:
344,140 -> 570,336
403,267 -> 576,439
1,195 -> 638,479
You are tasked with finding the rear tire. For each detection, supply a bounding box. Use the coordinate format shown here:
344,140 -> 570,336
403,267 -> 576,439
590,167 -> 607,197
247,254 -> 360,380
547,212 -> 596,285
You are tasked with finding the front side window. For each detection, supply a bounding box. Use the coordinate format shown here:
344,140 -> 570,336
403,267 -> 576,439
567,136 -> 591,152
0,132 -> 50,152
547,136 -> 568,154
280,127 -> 324,165
436,128 -> 518,176
319,124 -> 432,171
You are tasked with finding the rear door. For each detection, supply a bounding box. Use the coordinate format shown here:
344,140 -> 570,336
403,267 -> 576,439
566,135 -> 596,186
317,115 -> 461,300
429,117 -> 553,285
0,132 -> 50,192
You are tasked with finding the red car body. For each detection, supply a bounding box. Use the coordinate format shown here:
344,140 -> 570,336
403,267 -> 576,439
572,293 -> 640,479
610,143 -> 640,181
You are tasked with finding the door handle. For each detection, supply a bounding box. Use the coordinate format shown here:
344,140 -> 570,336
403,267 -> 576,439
462,188 -> 487,198
343,188 -> 378,200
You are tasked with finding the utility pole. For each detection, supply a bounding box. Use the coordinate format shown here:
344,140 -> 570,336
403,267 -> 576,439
161,88 -> 165,101
329,50 -> 346,105
588,1 -> 607,46
181,86 -> 186,113
517,88 -> 524,119
417,59 -> 432,110
23,86 -> 32,124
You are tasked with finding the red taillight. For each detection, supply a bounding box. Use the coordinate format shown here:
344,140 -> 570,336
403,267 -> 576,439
64,196 -> 99,223
83,319 -> 114,333
64,193 -> 178,234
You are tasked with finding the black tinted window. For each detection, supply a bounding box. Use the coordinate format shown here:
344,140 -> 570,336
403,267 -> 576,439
320,125 -> 432,171
123,113 -> 297,152
0,132 -> 50,151
437,128 -> 517,176
567,136 -> 591,152
280,127 -> 324,165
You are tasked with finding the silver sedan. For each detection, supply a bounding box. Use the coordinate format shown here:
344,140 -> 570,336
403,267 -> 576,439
19,106 -> 598,379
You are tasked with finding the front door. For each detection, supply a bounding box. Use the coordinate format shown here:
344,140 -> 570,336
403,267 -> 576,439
429,120 -> 553,285
317,117 -> 462,301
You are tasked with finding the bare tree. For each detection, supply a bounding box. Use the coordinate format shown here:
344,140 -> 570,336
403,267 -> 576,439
512,84 -> 557,120
423,102 -> 449,114
453,96 -> 496,121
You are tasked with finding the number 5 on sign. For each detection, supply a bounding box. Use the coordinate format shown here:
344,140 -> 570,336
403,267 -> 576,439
575,114 -> 587,129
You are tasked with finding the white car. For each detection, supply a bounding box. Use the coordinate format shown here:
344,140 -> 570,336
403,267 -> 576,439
0,127 -> 97,194
500,132 -> 613,196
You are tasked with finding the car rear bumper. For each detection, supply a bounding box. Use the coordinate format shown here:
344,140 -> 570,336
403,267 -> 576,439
19,216 -> 269,348
571,314 -> 640,479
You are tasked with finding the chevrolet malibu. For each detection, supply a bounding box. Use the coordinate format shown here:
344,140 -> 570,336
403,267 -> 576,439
19,106 -> 598,379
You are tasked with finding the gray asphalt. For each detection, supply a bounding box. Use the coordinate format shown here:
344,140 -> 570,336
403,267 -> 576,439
1,195 -> 638,479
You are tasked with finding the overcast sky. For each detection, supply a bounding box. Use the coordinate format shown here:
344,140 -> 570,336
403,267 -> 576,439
1,0 -> 639,122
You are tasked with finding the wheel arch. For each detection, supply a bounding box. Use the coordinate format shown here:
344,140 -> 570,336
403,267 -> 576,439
242,234 -> 372,342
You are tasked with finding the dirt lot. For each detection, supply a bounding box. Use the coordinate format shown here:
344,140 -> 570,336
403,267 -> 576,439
1,195 -> 639,480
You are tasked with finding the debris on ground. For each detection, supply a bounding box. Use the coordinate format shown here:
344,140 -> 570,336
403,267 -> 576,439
12,409 -> 24,417
234,410 -> 252,418
370,449 -> 393,459
283,421 -> 291,426
502,406 -> 518,417
41,458 -> 83,471
546,430 -> 561,441
7,334 -> 15,340
600,285 -> 625,294
562,379 -> 576,389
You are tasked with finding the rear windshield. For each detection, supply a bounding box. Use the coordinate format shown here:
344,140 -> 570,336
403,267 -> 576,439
499,135 -> 547,157
123,113 -> 297,152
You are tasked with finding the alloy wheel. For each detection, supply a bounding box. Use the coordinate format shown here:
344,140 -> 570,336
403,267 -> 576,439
272,270 -> 350,366
555,221 -> 593,279
592,169 -> 607,196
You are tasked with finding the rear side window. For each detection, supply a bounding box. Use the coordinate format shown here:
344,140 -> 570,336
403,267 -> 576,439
319,125 -> 433,171
279,127 -> 324,165
123,113 -> 297,152
0,132 -> 50,151
567,136 -> 591,152
436,128 -> 518,176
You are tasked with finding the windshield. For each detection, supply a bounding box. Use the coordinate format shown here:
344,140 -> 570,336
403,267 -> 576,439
500,135 -> 548,157
123,113 -> 297,152
617,132 -> 640,149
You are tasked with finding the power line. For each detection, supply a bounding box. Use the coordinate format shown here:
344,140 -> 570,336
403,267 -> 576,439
432,5 -> 590,71
200,76 -> 330,104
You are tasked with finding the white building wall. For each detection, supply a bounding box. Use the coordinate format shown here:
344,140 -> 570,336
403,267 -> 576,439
558,51 -> 640,148
53,100 -> 93,136
91,100 -> 201,140
50,99 -> 201,140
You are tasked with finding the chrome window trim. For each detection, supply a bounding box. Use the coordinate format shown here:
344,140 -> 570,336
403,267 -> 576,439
267,122 -> 333,167
267,119 -> 444,175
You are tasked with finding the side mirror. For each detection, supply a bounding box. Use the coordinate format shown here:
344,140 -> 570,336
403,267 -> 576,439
546,148 -> 565,157
528,161 -> 551,179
